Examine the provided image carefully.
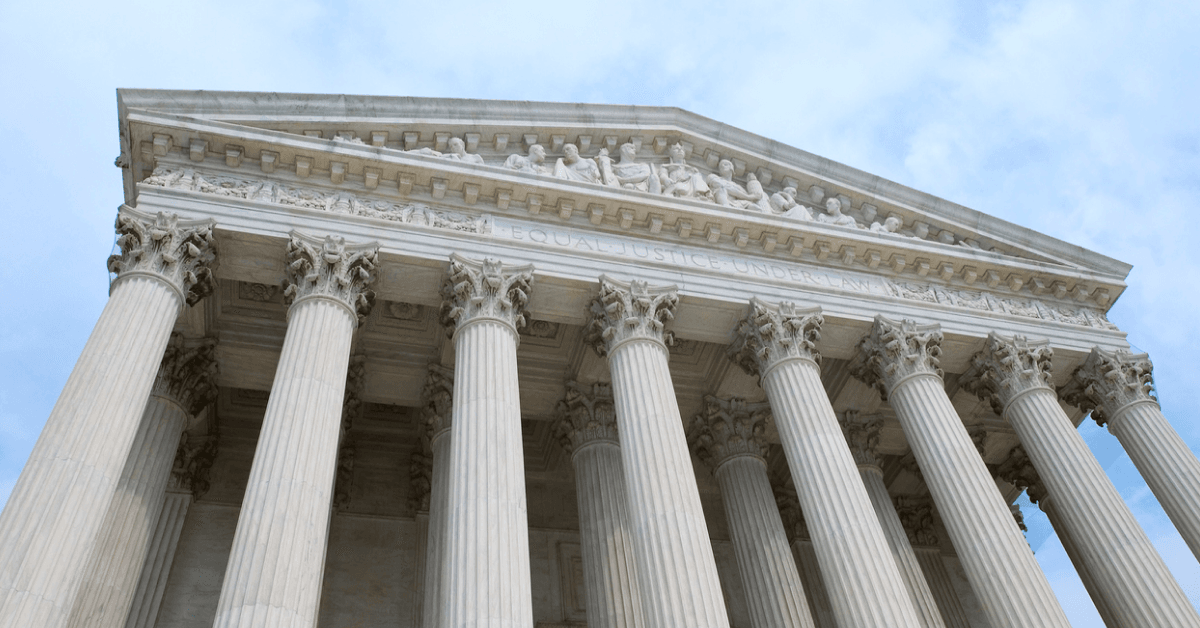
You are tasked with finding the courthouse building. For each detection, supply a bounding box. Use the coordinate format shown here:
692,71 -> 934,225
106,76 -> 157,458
2,89 -> 1199,628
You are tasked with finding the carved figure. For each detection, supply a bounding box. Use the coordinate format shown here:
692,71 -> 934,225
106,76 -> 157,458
442,137 -> 485,165
816,197 -> 859,228
770,186 -> 800,213
656,143 -> 709,199
738,172 -> 773,213
504,144 -> 548,175
552,143 -> 601,184
870,216 -> 903,234
706,159 -> 754,207
603,142 -> 661,194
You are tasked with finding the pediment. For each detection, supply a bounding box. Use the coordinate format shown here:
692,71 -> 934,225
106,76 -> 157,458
116,90 -> 1130,317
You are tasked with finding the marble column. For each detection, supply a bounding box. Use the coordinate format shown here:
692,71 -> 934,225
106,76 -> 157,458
212,232 -> 378,628
774,487 -> 836,628
996,447 -> 1121,628
852,316 -> 1070,628
838,411 -> 945,628
0,207 -> 216,628
688,396 -> 816,628
66,335 -> 218,628
1062,347 -> 1200,561
893,497 -> 972,628
963,333 -> 1200,628
419,363 -> 453,628
439,255 -> 535,628
585,276 -> 730,628
730,299 -> 921,628
555,381 -> 644,628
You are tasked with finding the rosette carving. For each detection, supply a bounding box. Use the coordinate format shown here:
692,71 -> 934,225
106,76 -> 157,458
107,206 -> 217,307
728,297 -> 823,377
439,255 -> 534,334
151,333 -> 219,415
1059,347 -> 1157,427
687,395 -> 771,469
283,232 -> 378,325
894,496 -> 939,548
585,276 -> 678,355
851,315 -> 943,400
961,333 -> 1054,414
838,410 -> 882,468
554,381 -> 619,454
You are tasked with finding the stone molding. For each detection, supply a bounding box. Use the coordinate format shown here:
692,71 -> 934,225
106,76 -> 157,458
584,276 -> 678,356
334,355 -> 366,512
439,254 -> 534,336
554,381 -> 619,454
838,410 -> 883,469
107,205 -> 217,307
686,395 -> 772,470
728,297 -> 824,378
851,315 -> 944,400
995,446 -> 1048,507
169,431 -> 219,498
151,333 -> 218,415
283,231 -> 379,325
893,496 -> 939,548
421,363 -> 455,439
1060,347 -> 1157,427
961,333 -> 1055,415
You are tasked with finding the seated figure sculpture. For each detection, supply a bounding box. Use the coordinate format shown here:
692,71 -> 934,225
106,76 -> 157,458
504,144 -> 549,175
771,187 -> 814,220
739,172 -> 773,213
552,143 -> 602,184
657,142 -> 709,199
706,159 -> 755,207
600,143 -> 661,194
442,137 -> 485,165
870,216 -> 904,235
816,197 -> 860,228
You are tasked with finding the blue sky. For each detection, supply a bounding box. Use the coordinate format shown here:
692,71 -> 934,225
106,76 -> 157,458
1,1 -> 1198,625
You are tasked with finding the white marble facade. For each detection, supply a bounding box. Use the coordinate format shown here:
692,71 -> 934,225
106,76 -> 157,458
0,90 -> 1194,628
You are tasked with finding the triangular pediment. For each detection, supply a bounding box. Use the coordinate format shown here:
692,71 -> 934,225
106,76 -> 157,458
116,90 -> 1130,314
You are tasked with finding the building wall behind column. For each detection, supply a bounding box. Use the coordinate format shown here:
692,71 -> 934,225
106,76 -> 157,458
155,502 -> 238,627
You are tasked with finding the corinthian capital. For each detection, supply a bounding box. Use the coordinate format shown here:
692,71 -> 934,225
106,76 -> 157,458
687,395 -> 771,469
107,206 -> 217,307
1059,347 -> 1157,427
838,411 -> 882,468
439,254 -> 534,334
851,315 -> 943,400
728,297 -> 823,377
773,483 -> 810,542
169,431 -> 219,498
995,446 -> 1048,507
409,449 -> 432,513
555,381 -> 619,454
283,232 -> 379,325
893,496 -> 939,548
961,333 -> 1054,414
585,276 -> 678,356
421,363 -> 455,438
152,333 -> 219,415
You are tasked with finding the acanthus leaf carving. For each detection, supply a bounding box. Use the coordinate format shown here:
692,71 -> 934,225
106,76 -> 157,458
152,333 -> 219,416
838,410 -> 882,469
851,315 -> 943,400
893,496 -> 939,548
1059,347 -> 1156,427
409,447 -> 433,514
108,206 -> 217,307
422,363 -> 455,438
960,333 -> 1054,415
584,276 -> 678,356
439,255 -> 534,334
283,232 -> 379,326
728,297 -> 823,378
169,430 -> 219,498
686,395 -> 771,469
334,355 -> 366,512
554,381 -> 619,454
772,482 -> 810,542
995,445 -> 1048,507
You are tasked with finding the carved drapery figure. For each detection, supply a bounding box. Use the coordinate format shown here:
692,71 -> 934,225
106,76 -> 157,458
552,143 -> 602,184
871,216 -> 903,234
504,144 -> 549,175
816,197 -> 860,228
706,159 -> 754,208
442,137 -> 485,165
739,173 -> 774,213
656,142 -> 709,200
601,142 -> 661,194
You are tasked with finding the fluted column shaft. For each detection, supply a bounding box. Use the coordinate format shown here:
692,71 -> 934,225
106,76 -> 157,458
761,360 -> 920,627
213,296 -> 356,628
124,490 -> 192,628
1040,497 -> 1122,628
0,284 -> 181,626
66,393 -> 190,628
885,374 -> 1068,626
421,426 -> 451,628
857,466 -> 945,628
715,456 -> 814,628
1003,386 -> 1198,626
607,340 -> 729,628
1107,402 -> 1200,559
912,549 -> 970,628
572,441 -> 644,628
442,318 -> 533,628
789,541 -> 835,628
